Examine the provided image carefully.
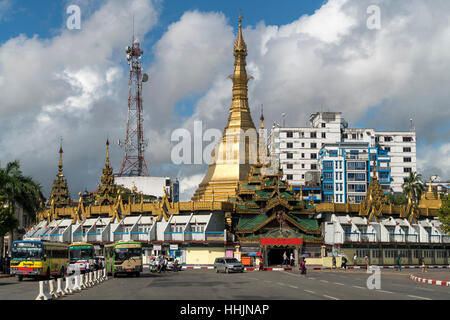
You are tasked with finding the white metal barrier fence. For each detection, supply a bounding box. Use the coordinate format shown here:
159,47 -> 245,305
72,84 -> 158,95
35,269 -> 108,300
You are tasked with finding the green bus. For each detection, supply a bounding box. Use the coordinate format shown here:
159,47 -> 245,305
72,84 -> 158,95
104,241 -> 142,277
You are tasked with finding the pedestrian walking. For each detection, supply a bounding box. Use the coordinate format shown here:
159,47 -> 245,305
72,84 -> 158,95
290,253 -> 294,267
332,255 -> 337,269
421,257 -> 427,273
162,257 -> 168,272
85,261 -> 90,274
259,258 -> 264,271
173,258 -> 178,272
365,256 -> 369,270
353,253 -> 358,266
300,258 -> 307,276
397,256 -> 402,271
341,256 -> 347,270
282,251 -> 288,266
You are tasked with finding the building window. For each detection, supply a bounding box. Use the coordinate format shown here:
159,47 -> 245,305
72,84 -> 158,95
287,163 -> 293,169
287,131 -> 293,138
321,132 -> 326,138
343,134 -> 348,139
384,147 -> 391,152
384,136 -> 393,142
404,157 -> 412,163
403,137 -> 413,142
287,174 -> 293,180
301,153 -> 305,158
287,142 -> 293,148
302,174 -> 305,179
323,183 -> 333,191
301,164 -> 305,169
321,123 -> 326,128
311,143 -> 317,149
311,153 -> 317,159
324,172 -> 333,181
404,167 -> 412,173
301,143 -> 305,148
311,164 -> 317,170
323,161 -> 333,170
310,132 -> 317,138
352,134 -> 357,139
287,153 -> 293,159
403,147 -> 411,152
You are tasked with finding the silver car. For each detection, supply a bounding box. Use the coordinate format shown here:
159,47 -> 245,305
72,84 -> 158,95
214,258 -> 244,273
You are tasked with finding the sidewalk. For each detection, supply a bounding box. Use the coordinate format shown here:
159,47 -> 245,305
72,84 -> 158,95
409,270 -> 450,287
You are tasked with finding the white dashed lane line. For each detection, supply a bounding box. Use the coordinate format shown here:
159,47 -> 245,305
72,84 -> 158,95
304,290 -> 316,295
323,295 -> 339,300
289,285 -> 299,289
334,282 -> 345,286
352,285 -> 366,289
320,280 -> 329,283
408,295 -> 432,300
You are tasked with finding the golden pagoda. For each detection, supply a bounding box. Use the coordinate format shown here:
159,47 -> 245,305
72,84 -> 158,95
95,139 -> 117,206
192,15 -> 258,201
48,143 -> 71,207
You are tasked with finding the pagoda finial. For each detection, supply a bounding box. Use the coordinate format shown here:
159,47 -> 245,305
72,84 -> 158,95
372,160 -> 377,179
234,12 -> 247,54
260,105 -> 265,130
428,177 -> 433,193
58,138 -> 64,176
106,138 -> 110,167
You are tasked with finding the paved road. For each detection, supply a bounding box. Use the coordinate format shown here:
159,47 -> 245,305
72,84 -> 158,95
1,269 -> 449,300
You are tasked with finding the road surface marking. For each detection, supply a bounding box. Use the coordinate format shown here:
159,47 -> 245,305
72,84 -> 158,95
323,295 -> 339,300
320,280 -> 329,283
248,277 -> 259,281
378,290 -> 393,294
309,277 -> 316,280
417,287 -> 434,292
352,285 -> 366,289
289,285 -> 298,289
304,290 -> 316,295
408,295 -> 432,300
334,282 -> 345,286
277,282 -> 285,286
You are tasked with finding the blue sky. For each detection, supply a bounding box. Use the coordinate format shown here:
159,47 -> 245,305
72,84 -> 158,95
0,0 -> 449,200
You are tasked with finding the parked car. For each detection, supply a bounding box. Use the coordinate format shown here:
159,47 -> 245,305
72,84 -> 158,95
214,257 -> 244,273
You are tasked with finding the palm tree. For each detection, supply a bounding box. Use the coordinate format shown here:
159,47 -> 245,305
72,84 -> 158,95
402,171 -> 425,206
0,161 -> 43,256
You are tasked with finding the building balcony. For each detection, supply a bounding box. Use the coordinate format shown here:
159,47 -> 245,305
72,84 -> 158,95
344,232 -> 360,242
205,231 -> 225,242
405,234 -> 419,243
430,235 -> 442,243
389,233 -> 404,242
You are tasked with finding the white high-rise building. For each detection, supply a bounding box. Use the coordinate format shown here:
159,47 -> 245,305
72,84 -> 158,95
269,112 -> 417,194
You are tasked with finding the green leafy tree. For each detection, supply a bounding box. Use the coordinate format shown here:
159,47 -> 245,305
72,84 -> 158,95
0,161 -> 42,256
402,171 -> 425,206
438,195 -> 450,235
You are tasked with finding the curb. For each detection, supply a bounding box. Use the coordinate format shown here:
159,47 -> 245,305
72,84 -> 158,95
0,274 -> 13,279
409,274 -> 450,287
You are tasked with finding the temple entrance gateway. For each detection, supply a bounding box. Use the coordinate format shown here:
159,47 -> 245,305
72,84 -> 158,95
267,247 -> 295,266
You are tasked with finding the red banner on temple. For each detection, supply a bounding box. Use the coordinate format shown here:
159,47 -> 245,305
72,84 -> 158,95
260,238 -> 303,245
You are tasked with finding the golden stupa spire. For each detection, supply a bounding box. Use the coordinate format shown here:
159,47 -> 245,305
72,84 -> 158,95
192,13 -> 257,201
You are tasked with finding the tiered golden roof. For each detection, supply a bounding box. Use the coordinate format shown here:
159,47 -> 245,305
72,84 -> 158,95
95,139 -> 117,206
48,144 -> 70,207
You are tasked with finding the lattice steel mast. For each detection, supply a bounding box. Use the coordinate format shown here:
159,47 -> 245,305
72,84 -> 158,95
118,35 -> 150,177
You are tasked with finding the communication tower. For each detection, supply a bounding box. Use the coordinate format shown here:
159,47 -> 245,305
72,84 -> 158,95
118,36 -> 150,177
